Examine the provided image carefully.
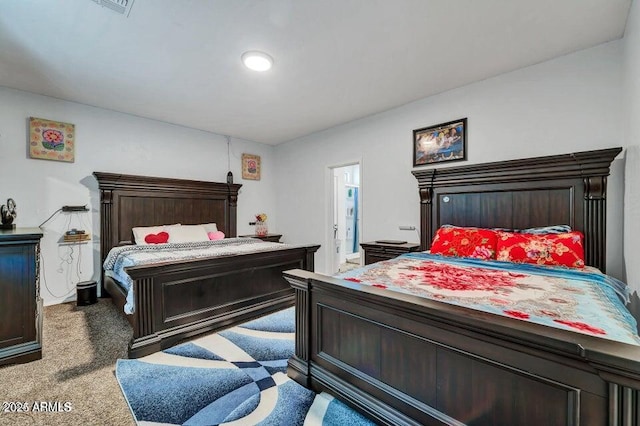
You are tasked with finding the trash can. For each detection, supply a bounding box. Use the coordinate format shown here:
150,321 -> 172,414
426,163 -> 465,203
76,280 -> 97,306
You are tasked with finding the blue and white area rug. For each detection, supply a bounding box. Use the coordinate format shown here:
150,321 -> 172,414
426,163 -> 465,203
116,308 -> 376,425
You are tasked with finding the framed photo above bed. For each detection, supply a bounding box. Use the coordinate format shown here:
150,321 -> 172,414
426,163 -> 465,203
29,117 -> 75,163
413,117 -> 466,166
242,153 -> 261,180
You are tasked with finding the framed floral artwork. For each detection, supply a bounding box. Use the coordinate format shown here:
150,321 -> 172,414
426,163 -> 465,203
29,117 -> 75,162
242,153 -> 261,180
413,118 -> 467,166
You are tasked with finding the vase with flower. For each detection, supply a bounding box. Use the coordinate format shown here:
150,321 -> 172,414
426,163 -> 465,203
255,213 -> 268,236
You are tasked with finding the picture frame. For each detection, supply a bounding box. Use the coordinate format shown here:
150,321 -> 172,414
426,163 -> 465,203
242,153 -> 261,180
29,117 -> 75,163
413,118 -> 467,166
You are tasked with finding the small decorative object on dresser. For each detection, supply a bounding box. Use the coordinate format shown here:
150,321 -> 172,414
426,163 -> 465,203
0,198 -> 17,229
360,240 -> 421,265
255,213 -> 268,236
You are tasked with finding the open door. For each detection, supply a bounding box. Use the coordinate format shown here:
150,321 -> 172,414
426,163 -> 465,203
332,174 -> 342,274
329,163 -> 360,274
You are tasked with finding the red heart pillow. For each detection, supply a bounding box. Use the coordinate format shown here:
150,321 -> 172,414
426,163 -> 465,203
144,231 -> 169,244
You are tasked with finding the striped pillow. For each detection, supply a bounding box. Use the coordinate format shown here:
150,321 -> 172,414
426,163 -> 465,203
519,225 -> 572,234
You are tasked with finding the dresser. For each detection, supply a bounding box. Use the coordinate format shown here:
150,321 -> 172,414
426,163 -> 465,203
360,241 -> 421,265
0,228 -> 43,366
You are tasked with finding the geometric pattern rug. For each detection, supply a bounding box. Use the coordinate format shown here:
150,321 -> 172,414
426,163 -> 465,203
115,308 -> 376,425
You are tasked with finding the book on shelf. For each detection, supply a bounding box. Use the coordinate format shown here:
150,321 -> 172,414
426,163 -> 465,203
63,233 -> 91,243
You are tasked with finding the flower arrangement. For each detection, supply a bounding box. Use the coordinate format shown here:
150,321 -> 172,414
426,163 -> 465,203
255,213 -> 268,236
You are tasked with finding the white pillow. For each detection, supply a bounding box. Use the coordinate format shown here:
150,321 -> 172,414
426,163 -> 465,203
132,224 -> 180,245
166,225 -> 209,243
199,222 -> 218,233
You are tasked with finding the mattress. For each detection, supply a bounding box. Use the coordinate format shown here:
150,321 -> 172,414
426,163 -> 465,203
104,237 -> 291,314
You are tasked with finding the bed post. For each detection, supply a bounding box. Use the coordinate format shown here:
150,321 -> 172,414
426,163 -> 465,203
304,246 -> 318,271
414,169 -> 435,251
128,277 -> 161,358
418,187 -> 433,251
285,271 -> 313,387
99,188 -> 113,297
228,188 -> 238,238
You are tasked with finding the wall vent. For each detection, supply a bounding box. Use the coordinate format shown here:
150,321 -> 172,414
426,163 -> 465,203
92,0 -> 135,16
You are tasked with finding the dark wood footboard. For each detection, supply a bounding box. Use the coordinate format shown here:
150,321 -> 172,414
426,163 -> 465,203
115,245 -> 318,358
285,269 -> 640,426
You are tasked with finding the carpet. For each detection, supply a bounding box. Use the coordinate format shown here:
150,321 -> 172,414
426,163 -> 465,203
116,308 -> 376,425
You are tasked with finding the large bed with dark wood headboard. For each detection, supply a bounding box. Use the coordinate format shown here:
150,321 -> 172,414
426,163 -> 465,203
93,172 -> 319,358
283,148 -> 640,425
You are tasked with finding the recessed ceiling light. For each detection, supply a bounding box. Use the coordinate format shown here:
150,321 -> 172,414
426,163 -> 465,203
242,51 -> 273,72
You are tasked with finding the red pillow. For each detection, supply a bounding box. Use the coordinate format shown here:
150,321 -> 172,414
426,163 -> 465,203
144,231 -> 169,244
496,231 -> 585,268
430,226 -> 497,260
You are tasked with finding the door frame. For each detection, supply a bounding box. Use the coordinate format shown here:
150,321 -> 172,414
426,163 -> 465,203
326,160 -> 362,274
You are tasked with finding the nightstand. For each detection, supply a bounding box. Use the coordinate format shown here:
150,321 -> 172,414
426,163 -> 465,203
360,241 -> 421,265
239,233 -> 283,243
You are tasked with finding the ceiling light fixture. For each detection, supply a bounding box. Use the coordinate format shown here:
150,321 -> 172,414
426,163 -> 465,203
241,51 -> 273,72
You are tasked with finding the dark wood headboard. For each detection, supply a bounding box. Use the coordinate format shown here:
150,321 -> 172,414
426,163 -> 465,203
412,147 -> 622,272
93,172 -> 242,287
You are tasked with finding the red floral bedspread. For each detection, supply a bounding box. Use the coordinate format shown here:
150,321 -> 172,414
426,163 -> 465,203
337,253 -> 639,345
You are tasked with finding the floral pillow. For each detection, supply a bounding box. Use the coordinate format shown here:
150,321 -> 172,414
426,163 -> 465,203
430,226 -> 497,260
496,231 -> 585,268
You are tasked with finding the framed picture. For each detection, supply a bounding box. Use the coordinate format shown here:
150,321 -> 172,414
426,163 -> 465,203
242,153 -> 261,180
29,117 -> 75,163
413,118 -> 467,166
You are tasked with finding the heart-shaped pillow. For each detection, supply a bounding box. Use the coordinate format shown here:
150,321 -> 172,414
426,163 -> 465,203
144,231 -> 169,244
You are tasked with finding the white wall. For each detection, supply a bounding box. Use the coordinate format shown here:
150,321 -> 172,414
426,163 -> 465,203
0,87 -> 277,305
623,0 -> 640,294
275,41 -> 627,278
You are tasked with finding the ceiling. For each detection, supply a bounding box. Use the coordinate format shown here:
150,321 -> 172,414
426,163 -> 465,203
0,0 -> 632,145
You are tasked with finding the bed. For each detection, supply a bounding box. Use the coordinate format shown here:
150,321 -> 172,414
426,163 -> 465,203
94,172 -> 319,358
283,147 -> 640,425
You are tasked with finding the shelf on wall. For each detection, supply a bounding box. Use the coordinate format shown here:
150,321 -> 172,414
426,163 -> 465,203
59,234 -> 91,244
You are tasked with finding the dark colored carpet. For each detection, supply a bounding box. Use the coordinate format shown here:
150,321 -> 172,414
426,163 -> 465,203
0,300 -> 134,426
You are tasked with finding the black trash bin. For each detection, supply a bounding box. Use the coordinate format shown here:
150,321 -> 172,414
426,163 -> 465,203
76,280 -> 97,306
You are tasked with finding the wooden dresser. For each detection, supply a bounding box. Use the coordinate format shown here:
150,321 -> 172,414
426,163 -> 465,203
360,241 -> 421,265
0,228 -> 43,366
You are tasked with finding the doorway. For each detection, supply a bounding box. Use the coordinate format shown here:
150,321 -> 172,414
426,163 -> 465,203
330,163 -> 361,274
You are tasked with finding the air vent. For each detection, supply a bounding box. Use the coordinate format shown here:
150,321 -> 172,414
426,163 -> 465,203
92,0 -> 135,16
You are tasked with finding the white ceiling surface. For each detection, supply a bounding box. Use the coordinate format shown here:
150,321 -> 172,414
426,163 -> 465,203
0,1 -> 631,145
